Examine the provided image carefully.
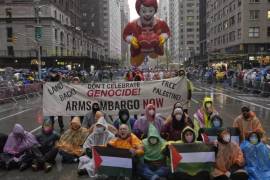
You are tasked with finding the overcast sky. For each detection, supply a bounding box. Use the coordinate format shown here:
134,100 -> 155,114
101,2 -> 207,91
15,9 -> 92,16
128,0 -> 159,20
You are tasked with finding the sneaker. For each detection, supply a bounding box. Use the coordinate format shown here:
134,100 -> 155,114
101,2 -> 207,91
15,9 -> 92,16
77,169 -> 88,176
44,162 -> 52,173
32,163 -> 39,171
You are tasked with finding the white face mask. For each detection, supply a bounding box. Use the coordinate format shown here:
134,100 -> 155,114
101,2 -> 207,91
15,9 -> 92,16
139,5 -> 155,22
223,135 -> 230,143
175,114 -> 183,121
95,127 -> 105,134
148,110 -> 155,116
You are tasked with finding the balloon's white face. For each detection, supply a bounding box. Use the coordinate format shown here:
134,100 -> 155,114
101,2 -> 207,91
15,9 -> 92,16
139,4 -> 155,24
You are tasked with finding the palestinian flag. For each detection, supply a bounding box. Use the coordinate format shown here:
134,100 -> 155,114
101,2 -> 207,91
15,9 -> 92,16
169,143 -> 216,175
201,127 -> 240,144
92,146 -> 133,177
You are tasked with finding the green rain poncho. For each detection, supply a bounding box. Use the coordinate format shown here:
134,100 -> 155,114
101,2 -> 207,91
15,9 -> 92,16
142,124 -> 166,162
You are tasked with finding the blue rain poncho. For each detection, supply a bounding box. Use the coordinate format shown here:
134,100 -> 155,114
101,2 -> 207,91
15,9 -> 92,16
240,140 -> 270,180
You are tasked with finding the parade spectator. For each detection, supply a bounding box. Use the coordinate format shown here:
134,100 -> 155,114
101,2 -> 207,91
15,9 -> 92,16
31,118 -> 60,172
193,97 -> 218,136
212,129 -> 248,180
168,127 -> 210,180
56,117 -> 89,163
108,124 -> 144,157
138,124 -> 169,180
161,108 -> 193,141
78,117 -> 115,177
133,104 -> 164,139
233,106 -> 265,142
240,131 -> 270,180
82,102 -> 111,129
0,124 -> 39,171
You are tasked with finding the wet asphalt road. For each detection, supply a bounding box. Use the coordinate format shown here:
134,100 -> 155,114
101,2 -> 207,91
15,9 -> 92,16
0,80 -> 270,179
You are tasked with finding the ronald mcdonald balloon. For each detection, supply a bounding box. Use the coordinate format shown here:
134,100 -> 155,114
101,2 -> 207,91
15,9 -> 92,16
123,0 -> 171,67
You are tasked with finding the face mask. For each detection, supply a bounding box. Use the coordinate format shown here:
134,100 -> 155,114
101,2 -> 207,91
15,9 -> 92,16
213,120 -> 221,128
93,105 -> 99,112
250,137 -> 258,145
149,137 -> 158,145
148,110 -> 155,116
43,127 -> 53,134
223,135 -> 230,143
95,127 -> 105,134
185,135 -> 194,143
175,114 -> 183,121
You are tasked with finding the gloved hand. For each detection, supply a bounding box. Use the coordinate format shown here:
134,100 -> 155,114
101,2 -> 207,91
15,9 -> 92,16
130,36 -> 140,49
159,35 -> 166,46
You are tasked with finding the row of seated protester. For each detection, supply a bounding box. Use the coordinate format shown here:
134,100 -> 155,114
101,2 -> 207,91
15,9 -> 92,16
0,97 -> 269,180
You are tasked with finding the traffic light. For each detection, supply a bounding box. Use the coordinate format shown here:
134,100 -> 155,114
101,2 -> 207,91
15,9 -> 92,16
35,26 -> 42,42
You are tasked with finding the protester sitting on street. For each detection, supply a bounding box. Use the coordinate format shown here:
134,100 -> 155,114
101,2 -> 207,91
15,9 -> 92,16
108,124 -> 144,157
240,131 -> 270,180
212,129 -> 248,180
113,109 -> 136,131
82,102 -> 111,129
167,126 -> 211,180
193,97 -> 218,136
161,107 -> 193,141
133,104 -> 164,139
165,102 -> 185,122
0,133 -> 8,154
0,124 -> 39,171
31,118 -> 60,172
233,106 -> 265,142
78,117 -> 115,177
56,117 -> 89,163
138,124 -> 169,180
88,114 -> 118,135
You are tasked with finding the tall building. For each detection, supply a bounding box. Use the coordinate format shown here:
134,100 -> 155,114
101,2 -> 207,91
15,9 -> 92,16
81,0 -> 122,63
0,0 -> 106,69
199,0 -> 207,64
160,0 -> 200,64
206,0 -> 270,66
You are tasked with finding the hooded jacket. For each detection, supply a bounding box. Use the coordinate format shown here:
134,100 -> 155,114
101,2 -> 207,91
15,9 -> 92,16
83,117 -> 115,148
36,118 -> 60,153
233,111 -> 265,142
113,109 -> 136,130
193,97 -> 218,136
143,124 -> 166,164
240,140 -> 270,180
133,104 -> 164,139
56,117 -> 89,156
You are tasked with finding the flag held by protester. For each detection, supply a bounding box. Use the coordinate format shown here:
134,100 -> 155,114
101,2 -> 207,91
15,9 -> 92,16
93,146 -> 133,177
169,143 -> 216,175
201,127 -> 240,144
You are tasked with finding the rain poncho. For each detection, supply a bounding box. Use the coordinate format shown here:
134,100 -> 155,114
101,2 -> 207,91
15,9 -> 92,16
56,117 -> 89,156
4,124 -> 39,155
193,97 -> 218,136
78,117 -> 115,176
212,141 -> 245,177
134,104 -> 164,139
240,140 -> 270,180
113,109 -> 136,131
143,124 -> 166,162
233,112 -> 265,142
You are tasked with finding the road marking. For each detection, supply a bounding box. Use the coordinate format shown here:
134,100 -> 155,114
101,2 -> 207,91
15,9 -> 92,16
191,98 -> 199,104
30,126 -> 42,133
196,86 -> 270,111
0,108 -> 33,122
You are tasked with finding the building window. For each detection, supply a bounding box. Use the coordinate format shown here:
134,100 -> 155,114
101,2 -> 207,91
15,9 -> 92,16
267,27 -> 270,36
249,27 -> 260,37
268,11 -> 270,19
6,27 -> 13,41
7,46 -> 14,56
249,10 -> 259,20
55,29 -> 58,41
5,8 -> 12,23
249,0 -> 260,2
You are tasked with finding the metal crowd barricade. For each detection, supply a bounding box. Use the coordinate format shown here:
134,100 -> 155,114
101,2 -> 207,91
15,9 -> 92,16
0,82 -> 43,103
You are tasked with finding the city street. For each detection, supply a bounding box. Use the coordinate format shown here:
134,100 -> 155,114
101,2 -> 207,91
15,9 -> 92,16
1,80 -> 270,180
